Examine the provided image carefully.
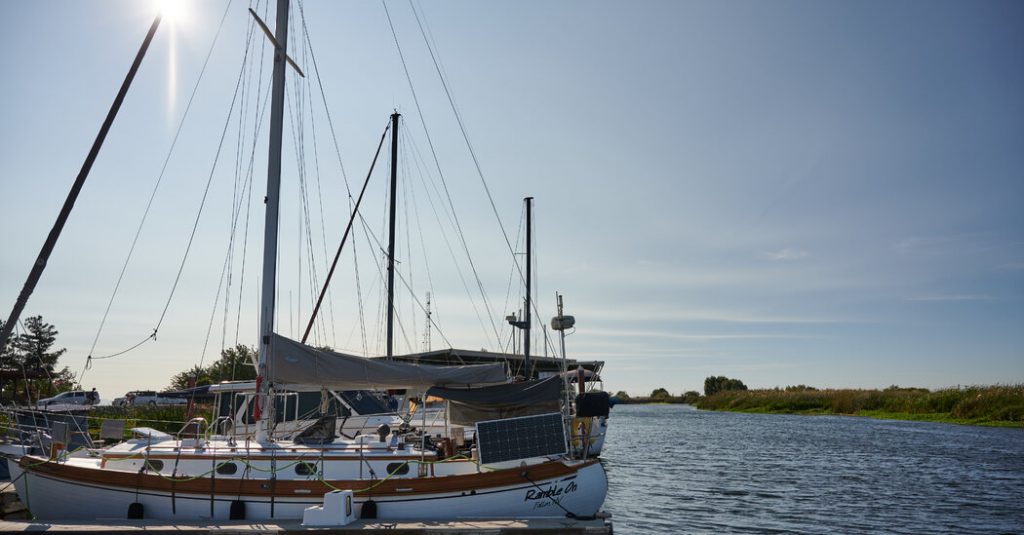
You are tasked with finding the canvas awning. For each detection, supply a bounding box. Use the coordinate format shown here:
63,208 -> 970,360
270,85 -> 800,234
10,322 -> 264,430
425,376 -> 564,425
267,334 -> 507,390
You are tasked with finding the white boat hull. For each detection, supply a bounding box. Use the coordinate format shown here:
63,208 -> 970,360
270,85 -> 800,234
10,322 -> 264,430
9,457 -> 606,521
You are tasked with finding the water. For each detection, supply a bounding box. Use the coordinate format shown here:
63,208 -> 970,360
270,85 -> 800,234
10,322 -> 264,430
602,404 -> 1024,534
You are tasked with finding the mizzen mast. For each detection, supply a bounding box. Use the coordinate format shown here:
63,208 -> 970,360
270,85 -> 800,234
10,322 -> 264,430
386,112 -> 400,358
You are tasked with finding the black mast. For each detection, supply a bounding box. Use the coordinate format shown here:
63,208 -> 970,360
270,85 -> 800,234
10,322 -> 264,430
386,112 -> 400,358
524,196 -> 533,378
0,15 -> 163,350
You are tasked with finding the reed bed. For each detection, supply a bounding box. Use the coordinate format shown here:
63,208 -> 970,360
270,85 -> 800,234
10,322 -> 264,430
86,404 -> 212,438
694,384 -> 1024,427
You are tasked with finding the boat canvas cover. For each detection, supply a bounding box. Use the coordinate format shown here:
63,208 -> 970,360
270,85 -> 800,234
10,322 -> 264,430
426,376 -> 563,426
269,334 -> 507,390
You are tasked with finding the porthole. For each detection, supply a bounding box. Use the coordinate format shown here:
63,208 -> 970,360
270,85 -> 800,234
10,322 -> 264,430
145,459 -> 164,472
386,462 -> 410,475
295,462 -> 316,476
216,462 -> 238,475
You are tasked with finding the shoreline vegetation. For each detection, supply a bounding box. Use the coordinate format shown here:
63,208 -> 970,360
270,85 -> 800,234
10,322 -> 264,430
614,381 -> 1024,428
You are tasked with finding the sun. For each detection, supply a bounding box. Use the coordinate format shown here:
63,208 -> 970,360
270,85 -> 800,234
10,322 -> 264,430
158,0 -> 189,24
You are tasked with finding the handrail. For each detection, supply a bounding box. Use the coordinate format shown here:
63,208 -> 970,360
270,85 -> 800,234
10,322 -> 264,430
175,417 -> 208,442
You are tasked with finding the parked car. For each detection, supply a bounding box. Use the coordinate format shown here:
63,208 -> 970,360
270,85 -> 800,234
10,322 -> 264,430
36,389 -> 100,409
111,390 -> 187,407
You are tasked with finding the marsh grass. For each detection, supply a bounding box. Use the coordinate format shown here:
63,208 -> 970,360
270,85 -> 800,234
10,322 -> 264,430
85,404 -> 213,439
694,384 -> 1024,427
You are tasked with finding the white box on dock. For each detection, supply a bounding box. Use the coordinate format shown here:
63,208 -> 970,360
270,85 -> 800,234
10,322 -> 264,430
301,489 -> 356,527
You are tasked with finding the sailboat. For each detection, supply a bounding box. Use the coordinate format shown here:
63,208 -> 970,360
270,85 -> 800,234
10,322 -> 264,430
7,0 -> 607,522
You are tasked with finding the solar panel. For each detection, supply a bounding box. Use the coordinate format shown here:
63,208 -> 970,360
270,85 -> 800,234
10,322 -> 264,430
475,412 -> 567,464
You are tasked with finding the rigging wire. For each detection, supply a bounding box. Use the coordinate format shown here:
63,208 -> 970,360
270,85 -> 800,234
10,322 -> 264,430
405,135 -> 440,338
296,0 -> 368,352
78,0 -> 235,380
407,2 -> 562,358
382,1 -> 502,349
409,2 -> 561,360
401,123 -> 490,345
233,0 -> 273,355
193,4 -> 275,377
223,0 -> 264,355
407,1 -> 525,293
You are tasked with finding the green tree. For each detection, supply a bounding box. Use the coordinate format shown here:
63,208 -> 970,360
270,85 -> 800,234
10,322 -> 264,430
13,316 -> 65,375
704,376 -> 748,397
613,390 -> 631,402
6,316 -> 75,402
0,320 -> 16,369
169,345 -> 257,390
650,387 -> 672,401
170,364 -> 213,390
681,390 -> 701,404
0,319 -> 17,403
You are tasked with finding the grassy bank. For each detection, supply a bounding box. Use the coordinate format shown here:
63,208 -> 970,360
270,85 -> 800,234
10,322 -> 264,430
693,385 -> 1024,427
86,405 -> 212,437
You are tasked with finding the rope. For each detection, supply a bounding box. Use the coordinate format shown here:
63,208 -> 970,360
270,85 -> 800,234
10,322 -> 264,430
296,0 -> 369,351
408,2 -> 562,360
382,1 -> 502,349
77,0 -> 235,384
101,449 -> 472,492
84,330 -> 156,369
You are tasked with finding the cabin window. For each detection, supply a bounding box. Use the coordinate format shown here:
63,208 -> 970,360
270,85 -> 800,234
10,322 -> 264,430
295,462 -> 317,476
216,462 -> 238,475
145,459 -> 164,472
386,462 -> 410,475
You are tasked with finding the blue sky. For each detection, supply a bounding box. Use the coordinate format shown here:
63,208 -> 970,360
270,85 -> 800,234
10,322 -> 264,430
1,0 -> 1021,399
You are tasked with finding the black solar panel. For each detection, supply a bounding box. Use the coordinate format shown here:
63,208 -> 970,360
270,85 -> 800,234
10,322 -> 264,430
475,412 -> 567,464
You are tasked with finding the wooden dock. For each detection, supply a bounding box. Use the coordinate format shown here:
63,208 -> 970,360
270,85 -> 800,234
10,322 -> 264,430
0,517 -> 612,534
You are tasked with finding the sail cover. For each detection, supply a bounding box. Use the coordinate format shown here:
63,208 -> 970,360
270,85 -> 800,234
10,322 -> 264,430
268,334 -> 507,390
425,376 -> 563,425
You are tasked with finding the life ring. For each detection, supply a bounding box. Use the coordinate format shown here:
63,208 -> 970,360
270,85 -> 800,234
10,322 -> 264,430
571,417 -> 593,450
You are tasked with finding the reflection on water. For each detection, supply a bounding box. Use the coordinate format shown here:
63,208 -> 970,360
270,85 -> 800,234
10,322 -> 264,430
602,404 -> 1024,534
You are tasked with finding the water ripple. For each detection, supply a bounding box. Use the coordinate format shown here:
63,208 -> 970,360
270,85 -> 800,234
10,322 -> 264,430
602,404 -> 1024,534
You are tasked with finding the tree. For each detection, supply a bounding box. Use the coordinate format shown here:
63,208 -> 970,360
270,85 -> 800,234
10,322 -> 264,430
704,375 -> 748,397
169,345 -> 257,390
0,320 -> 16,371
650,387 -> 672,402
13,316 -> 65,375
3,316 -> 75,402
680,390 -> 701,404
613,391 -> 631,401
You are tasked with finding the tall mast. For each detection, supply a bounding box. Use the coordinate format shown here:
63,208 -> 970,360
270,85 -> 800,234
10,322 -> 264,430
0,15 -> 162,351
386,112 -> 400,358
523,196 -> 533,379
256,0 -> 291,444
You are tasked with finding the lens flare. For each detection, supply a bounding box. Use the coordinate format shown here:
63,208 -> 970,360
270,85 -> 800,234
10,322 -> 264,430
158,0 -> 188,23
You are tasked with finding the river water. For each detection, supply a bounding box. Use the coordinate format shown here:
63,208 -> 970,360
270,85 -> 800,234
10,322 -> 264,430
601,404 -> 1024,534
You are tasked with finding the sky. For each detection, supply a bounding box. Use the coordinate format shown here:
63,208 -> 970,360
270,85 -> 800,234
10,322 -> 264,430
1,0 -> 1022,400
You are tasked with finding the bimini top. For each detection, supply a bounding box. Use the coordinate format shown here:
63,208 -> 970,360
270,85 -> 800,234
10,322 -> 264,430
424,376 -> 564,426
267,334 -> 507,391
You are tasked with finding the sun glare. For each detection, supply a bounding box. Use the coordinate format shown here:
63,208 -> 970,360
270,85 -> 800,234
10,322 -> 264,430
158,0 -> 188,24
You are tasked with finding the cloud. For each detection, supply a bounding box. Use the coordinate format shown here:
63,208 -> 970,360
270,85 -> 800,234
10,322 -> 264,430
582,304 -> 850,325
904,294 -> 993,302
763,248 -> 809,261
587,328 -> 815,341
